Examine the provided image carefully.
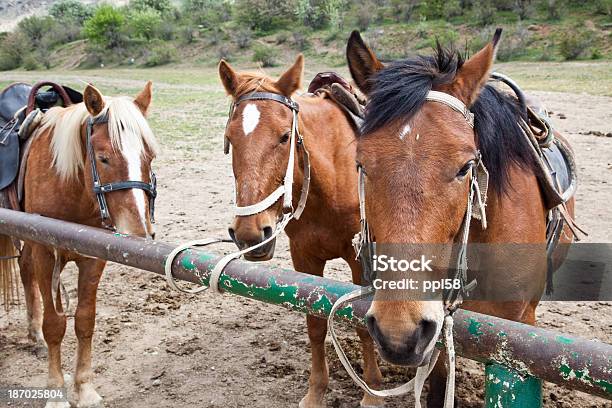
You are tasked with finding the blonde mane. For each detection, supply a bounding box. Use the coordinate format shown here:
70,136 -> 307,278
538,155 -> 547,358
39,97 -> 159,181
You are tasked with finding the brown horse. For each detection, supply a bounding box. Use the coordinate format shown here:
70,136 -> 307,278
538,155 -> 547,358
0,83 -> 158,407
218,56 -> 384,407
345,31 -> 576,406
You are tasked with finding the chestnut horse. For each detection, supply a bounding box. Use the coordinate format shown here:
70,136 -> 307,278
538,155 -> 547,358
0,83 -> 158,408
218,56 -> 384,407
345,31 -> 576,406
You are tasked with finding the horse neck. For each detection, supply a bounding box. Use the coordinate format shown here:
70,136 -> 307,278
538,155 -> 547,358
25,125 -> 98,223
291,95 -> 359,219
471,162 -> 547,244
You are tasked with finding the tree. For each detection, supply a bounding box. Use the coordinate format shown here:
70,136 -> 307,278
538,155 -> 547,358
50,0 -> 93,24
83,5 -> 126,49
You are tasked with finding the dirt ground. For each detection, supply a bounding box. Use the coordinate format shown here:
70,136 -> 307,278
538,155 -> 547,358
0,68 -> 611,408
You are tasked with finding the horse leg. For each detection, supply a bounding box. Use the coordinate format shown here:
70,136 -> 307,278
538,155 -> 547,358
346,257 -> 384,407
73,257 -> 105,408
33,244 -> 69,408
18,243 -> 46,354
293,248 -> 328,408
426,352 -> 455,408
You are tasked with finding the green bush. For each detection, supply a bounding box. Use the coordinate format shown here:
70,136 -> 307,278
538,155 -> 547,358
235,0 -> 296,32
182,0 -> 231,27
18,16 -> 55,46
22,54 -> 41,71
84,5 -> 127,49
389,0 -> 418,22
50,0 -> 93,24
496,25 -> 531,61
128,8 -> 163,40
0,32 -> 29,70
474,0 -> 495,25
130,0 -> 174,15
180,26 -> 197,44
252,43 -> 278,67
559,30 -> 591,60
355,2 -> 373,31
144,43 -> 177,66
421,0 -> 461,19
292,29 -> 310,50
295,0 -> 324,28
594,0 -> 612,15
514,0 -> 532,19
542,0 -> 565,20
233,28 -> 253,49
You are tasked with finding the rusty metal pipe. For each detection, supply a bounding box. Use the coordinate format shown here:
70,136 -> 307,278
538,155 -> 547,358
0,208 -> 610,399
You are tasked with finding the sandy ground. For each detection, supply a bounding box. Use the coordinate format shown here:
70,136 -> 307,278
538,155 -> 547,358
0,80 -> 611,408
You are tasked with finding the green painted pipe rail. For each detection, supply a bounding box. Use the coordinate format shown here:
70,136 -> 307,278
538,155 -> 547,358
0,208 -> 610,405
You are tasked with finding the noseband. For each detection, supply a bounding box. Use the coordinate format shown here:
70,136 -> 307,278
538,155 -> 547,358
328,90 -> 489,407
86,113 -> 157,231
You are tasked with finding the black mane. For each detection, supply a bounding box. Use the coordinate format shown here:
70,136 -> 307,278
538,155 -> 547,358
361,44 -> 537,195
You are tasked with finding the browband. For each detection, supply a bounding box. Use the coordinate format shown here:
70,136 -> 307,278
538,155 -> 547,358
235,92 -> 299,112
425,91 -> 474,128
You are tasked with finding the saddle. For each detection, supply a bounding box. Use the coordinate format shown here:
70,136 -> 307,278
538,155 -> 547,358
307,72 -> 365,130
0,82 -> 82,209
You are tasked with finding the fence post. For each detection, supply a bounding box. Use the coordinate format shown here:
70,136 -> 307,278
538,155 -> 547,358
485,363 -> 542,407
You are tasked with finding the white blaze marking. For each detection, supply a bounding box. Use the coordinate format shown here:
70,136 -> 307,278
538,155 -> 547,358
242,104 -> 260,136
123,146 -> 147,231
399,124 -> 411,140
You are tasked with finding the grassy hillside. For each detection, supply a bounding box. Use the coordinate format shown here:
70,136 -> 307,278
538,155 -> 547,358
0,0 -> 610,71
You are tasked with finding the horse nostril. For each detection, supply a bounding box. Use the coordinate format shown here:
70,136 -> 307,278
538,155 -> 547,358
263,226 -> 273,240
419,319 -> 438,343
365,314 -> 378,336
228,227 -> 237,244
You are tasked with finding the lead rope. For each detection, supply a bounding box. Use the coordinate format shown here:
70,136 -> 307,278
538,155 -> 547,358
164,213 -> 293,294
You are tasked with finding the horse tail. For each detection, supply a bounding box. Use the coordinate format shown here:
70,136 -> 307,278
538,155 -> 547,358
0,234 -> 20,311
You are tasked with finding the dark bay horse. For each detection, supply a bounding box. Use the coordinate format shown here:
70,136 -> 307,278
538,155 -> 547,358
345,31 -> 576,406
218,56 -> 384,407
0,83 -> 158,408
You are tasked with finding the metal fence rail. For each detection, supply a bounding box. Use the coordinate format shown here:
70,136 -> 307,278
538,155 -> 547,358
0,208 -> 610,404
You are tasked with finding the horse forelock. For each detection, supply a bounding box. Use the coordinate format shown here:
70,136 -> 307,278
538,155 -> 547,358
360,43 -> 538,196
42,97 -> 158,182
233,73 -> 281,99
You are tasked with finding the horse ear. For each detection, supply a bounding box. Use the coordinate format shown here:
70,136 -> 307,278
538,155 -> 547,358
449,28 -> 502,106
84,84 -> 105,116
275,54 -> 304,97
346,30 -> 385,95
219,59 -> 240,96
134,81 -> 153,116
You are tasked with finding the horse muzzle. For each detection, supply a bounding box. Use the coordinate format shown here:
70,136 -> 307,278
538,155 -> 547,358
228,225 -> 276,261
365,313 -> 439,367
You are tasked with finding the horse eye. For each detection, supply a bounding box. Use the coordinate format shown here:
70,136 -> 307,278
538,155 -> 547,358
279,132 -> 290,144
98,156 -> 110,165
456,160 -> 475,179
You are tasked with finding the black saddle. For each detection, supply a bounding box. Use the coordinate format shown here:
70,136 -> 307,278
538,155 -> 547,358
0,82 -> 83,191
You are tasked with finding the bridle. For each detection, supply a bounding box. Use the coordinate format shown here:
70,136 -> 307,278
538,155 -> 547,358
164,91 -> 311,295
225,92 -> 310,221
328,90 -> 489,408
86,113 -> 157,231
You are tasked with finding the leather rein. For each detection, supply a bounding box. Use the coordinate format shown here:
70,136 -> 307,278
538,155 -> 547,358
327,90 -> 489,408
86,113 -> 157,231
